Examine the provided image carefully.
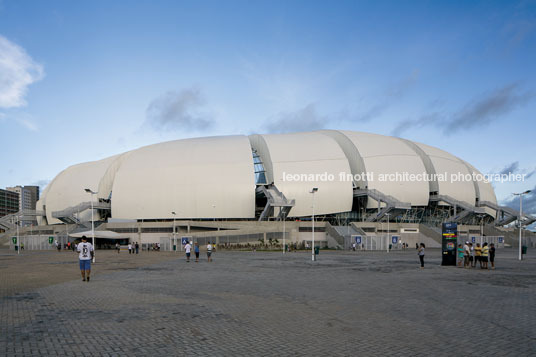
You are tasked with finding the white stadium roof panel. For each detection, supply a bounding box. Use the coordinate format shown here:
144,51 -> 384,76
110,135 -> 255,220
250,132 -> 353,217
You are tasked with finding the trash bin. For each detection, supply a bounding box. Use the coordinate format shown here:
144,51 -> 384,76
173,244 -> 177,251
522,246 -> 528,255
14,245 -> 18,251
314,246 -> 319,255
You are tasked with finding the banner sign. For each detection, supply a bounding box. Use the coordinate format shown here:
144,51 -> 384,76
441,222 -> 457,266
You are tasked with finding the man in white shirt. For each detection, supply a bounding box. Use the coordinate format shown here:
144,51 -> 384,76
77,236 -> 94,282
184,241 -> 192,262
206,242 -> 213,262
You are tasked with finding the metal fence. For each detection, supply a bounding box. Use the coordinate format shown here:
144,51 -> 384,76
160,233 -> 272,252
345,235 -> 405,251
10,235 -> 59,251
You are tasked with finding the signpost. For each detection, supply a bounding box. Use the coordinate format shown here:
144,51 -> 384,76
181,236 -> 192,251
441,222 -> 457,266
352,235 -> 362,245
392,235 -> 399,244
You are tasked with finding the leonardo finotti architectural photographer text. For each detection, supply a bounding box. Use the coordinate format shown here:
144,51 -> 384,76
281,171 -> 527,184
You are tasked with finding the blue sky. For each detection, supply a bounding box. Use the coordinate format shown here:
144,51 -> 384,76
1,0 -> 535,212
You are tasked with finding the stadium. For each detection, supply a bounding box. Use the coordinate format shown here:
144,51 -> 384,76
2,130 -> 535,250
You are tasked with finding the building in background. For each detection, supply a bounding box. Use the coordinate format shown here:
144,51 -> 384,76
0,189 -> 19,218
6,186 -> 40,211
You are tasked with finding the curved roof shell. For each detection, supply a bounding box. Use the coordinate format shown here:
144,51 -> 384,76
39,130 -> 497,222
109,135 -> 255,220
249,132 -> 354,217
42,155 -> 119,224
321,130 -> 430,207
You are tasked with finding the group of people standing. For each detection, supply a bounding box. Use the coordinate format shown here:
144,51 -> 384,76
184,241 -> 214,262
458,242 -> 495,269
113,242 -> 140,254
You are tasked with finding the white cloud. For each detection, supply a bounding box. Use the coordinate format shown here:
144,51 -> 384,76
145,88 -> 214,131
16,117 -> 38,131
0,35 -> 44,108
263,103 -> 328,134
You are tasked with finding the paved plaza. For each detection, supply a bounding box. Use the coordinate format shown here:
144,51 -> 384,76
1,248 -> 535,356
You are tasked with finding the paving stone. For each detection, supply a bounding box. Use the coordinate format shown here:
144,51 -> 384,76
0,249 -> 535,355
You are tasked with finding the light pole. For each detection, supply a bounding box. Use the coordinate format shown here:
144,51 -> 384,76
310,188 -> 318,261
513,190 -> 531,261
283,212 -> 286,254
385,213 -> 390,253
347,211 -> 350,236
16,214 -> 20,255
380,221 -> 383,250
280,207 -> 286,254
172,211 -> 177,253
480,214 -> 484,246
84,188 -> 97,263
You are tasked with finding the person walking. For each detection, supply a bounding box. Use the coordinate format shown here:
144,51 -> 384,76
489,243 -> 496,270
481,243 -> 489,269
418,243 -> 425,268
135,242 -> 139,254
457,244 -> 464,267
185,241 -> 192,262
77,236 -> 94,282
194,242 -> 200,262
207,242 -> 213,262
128,243 -> 132,254
115,242 -> 120,253
475,243 -> 482,268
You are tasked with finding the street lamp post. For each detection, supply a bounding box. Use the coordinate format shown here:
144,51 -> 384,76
172,211 -> 177,253
280,207 -> 286,254
283,212 -> 286,254
84,188 -> 97,263
513,190 -> 531,261
385,213 -> 390,253
16,214 -> 20,255
310,188 -> 318,261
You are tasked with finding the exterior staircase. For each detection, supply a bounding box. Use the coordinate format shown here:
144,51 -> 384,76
353,189 -> 411,222
257,185 -> 295,221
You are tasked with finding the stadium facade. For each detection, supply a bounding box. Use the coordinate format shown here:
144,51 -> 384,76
2,130 -> 534,249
